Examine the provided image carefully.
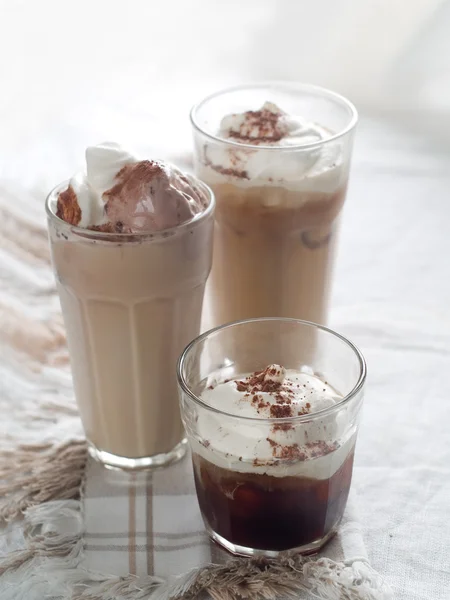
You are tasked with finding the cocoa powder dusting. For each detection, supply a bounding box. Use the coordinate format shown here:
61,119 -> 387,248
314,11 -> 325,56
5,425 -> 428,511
204,151 -> 249,180
234,366 -> 299,422
272,422 -> 294,432
265,438 -> 308,461
103,161 -> 162,202
305,440 -> 338,458
269,404 -> 293,419
226,108 -> 286,144
56,186 -> 82,226
234,366 -> 284,395
219,365 -> 338,463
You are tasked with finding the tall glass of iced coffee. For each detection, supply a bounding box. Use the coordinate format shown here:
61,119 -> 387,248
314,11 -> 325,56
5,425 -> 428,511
191,83 -> 357,326
46,143 -> 214,469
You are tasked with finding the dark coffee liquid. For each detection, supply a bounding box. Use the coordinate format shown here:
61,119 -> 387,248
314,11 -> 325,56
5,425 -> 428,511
193,448 -> 354,552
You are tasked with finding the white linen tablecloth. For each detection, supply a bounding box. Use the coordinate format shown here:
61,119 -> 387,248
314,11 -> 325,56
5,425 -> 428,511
333,119 -> 450,598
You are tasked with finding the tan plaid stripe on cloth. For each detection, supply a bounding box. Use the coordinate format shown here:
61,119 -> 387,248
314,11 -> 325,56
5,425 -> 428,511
83,449 -> 230,579
83,448 -> 367,582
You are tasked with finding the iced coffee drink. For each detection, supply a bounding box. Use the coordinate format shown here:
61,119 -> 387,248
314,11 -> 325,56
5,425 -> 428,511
178,318 -> 366,556
46,143 -> 214,469
193,366 -> 355,553
191,84 -> 357,326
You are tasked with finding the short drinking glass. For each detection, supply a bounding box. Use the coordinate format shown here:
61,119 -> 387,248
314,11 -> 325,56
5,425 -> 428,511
178,318 -> 366,557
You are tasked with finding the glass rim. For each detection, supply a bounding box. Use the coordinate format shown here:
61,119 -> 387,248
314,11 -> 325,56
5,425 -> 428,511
177,317 -> 366,424
45,178 -> 215,240
190,81 -> 358,151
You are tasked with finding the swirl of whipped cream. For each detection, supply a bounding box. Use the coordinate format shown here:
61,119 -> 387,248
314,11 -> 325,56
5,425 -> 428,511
202,102 -> 345,192
193,364 -> 355,478
219,102 -> 328,146
69,142 -> 136,228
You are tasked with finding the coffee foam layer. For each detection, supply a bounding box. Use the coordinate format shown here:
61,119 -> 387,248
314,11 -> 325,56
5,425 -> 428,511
199,102 -> 346,193
195,365 -> 355,479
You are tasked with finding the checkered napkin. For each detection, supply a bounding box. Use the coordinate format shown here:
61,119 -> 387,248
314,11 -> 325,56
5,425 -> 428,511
83,451 -> 228,579
82,449 -> 381,591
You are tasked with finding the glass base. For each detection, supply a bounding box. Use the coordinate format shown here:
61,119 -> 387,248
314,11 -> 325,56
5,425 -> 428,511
206,524 -> 338,558
87,438 -> 188,470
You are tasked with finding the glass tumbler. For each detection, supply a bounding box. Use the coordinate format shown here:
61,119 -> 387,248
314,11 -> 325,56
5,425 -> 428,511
178,318 -> 366,557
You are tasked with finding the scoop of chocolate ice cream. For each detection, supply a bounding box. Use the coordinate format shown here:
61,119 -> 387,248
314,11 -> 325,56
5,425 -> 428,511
103,160 -> 206,233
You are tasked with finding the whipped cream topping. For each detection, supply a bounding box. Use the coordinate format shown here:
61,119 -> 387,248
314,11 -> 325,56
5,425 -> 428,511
56,142 -> 207,233
194,364 -> 355,478
219,102 -> 329,146
201,102 -> 346,193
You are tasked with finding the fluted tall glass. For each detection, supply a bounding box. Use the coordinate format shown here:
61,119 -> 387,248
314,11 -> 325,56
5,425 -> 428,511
46,181 -> 214,469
